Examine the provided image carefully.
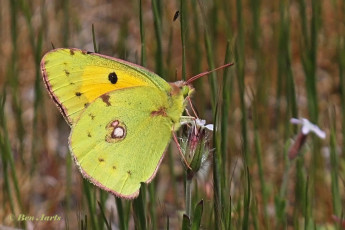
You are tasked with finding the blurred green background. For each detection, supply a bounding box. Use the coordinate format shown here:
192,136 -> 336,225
0,0 -> 344,229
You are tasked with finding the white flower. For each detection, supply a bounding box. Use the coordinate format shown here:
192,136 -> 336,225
195,119 -> 214,131
290,118 -> 326,139
180,118 -> 214,131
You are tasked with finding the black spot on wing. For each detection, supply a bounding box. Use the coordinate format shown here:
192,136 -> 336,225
75,92 -> 82,96
108,72 -> 118,84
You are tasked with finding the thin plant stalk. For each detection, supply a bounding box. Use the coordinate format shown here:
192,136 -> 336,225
329,108 -> 341,217
180,0 -> 187,81
235,0 -> 249,163
185,176 -> 192,217
152,0 -> 163,76
197,0 -> 217,107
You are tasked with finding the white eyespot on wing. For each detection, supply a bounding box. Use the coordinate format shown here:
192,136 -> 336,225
113,127 -> 125,138
105,119 -> 127,143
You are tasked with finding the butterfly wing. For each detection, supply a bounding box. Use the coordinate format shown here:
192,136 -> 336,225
69,86 -> 185,198
41,48 -> 171,125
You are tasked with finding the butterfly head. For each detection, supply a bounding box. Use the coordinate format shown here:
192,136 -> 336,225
170,81 -> 194,99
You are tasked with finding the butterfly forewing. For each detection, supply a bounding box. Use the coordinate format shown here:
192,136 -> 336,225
41,48 -> 171,125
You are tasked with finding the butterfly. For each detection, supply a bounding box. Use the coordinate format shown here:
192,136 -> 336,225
41,48 -> 231,199
40,48 -> 196,199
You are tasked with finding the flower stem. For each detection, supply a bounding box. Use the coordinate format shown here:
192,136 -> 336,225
186,176 -> 192,217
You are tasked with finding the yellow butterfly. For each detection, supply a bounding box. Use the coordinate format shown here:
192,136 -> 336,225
41,48 -> 193,198
41,48 -> 231,198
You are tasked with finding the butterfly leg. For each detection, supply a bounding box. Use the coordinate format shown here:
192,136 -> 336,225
186,97 -> 199,119
172,129 -> 192,170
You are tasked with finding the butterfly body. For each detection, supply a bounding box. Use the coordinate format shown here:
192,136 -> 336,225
41,48 -> 191,198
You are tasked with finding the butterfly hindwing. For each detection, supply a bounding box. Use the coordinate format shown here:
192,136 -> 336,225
41,48 -> 171,125
69,86 -> 182,198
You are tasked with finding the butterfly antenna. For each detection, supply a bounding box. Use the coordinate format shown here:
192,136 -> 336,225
185,63 -> 234,85
172,129 -> 192,170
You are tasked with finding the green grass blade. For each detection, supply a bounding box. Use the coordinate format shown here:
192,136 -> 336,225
251,197 -> 259,230
166,215 -> 169,230
338,35 -> 345,169
92,24 -> 99,53
98,201 -> 112,230
0,92 -> 16,217
212,104 -> 222,230
115,196 -> 127,230
221,40 -> 232,185
133,184 -> 147,230
304,176 -> 310,230
8,0 -> 25,165
66,149 -> 72,215
253,130 -> 269,229
180,0 -> 187,81
242,167 -> 251,230
0,90 -> 23,214
226,196 -> 232,230
185,176 -> 192,218
235,0 -> 249,163
148,182 -> 157,230
139,0 -> 146,67
152,0 -> 163,76
82,180 -> 98,230
182,214 -> 191,230
329,109 -> 341,217
197,0 -> 217,106
191,200 -> 203,230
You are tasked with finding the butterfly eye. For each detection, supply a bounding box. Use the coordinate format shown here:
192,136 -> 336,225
181,85 -> 192,97
108,72 -> 118,84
